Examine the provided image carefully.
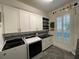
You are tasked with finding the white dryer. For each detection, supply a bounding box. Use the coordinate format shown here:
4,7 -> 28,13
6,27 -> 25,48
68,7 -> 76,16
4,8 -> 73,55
24,37 -> 42,59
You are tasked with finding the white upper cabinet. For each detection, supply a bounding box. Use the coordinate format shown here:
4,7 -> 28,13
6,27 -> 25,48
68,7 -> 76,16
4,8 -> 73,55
3,5 -> 43,33
19,10 -> 30,32
30,13 -> 43,31
3,5 -> 19,33
36,15 -> 43,31
20,12 -> 43,32
30,13 -> 37,31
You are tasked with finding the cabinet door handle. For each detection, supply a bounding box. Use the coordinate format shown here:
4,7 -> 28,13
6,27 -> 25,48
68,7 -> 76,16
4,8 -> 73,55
3,53 -> 7,56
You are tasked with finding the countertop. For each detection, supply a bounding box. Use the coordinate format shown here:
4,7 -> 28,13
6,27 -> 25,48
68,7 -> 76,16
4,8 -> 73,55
38,34 -> 53,39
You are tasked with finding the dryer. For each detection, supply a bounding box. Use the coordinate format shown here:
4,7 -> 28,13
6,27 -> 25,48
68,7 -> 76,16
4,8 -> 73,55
24,37 -> 42,59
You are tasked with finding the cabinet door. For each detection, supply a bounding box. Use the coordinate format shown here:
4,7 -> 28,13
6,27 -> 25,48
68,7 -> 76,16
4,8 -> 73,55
0,52 -> 3,59
42,37 -> 53,51
42,38 -> 49,51
42,39 -> 46,51
2,45 -> 27,59
47,37 -> 53,47
3,5 -> 19,33
19,10 -> 30,32
30,13 -> 37,31
36,15 -> 43,31
30,13 -> 43,31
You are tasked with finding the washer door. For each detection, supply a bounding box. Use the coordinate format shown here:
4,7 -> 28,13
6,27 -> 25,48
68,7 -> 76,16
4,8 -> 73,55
29,40 -> 42,59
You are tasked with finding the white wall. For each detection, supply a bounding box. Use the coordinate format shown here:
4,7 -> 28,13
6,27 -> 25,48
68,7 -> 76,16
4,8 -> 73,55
0,0 -> 48,17
0,4 -> 4,51
73,6 -> 79,54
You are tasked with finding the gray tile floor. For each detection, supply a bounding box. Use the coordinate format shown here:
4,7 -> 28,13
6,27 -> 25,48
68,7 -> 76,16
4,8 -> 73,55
40,46 -> 75,59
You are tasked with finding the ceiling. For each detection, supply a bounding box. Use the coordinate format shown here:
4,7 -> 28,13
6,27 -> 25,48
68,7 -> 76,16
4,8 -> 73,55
18,0 -> 73,13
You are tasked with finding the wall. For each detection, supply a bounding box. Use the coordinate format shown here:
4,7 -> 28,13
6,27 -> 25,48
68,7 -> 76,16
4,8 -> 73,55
0,0 -> 48,17
49,2 -> 79,55
73,6 -> 79,54
0,4 -> 4,51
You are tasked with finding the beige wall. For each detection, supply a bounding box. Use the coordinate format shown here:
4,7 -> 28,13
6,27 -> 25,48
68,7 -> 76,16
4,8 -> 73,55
0,0 -> 48,17
49,2 -> 79,55
73,6 -> 79,54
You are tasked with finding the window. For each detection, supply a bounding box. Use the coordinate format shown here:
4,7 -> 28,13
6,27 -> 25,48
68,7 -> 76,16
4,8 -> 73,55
56,14 -> 70,42
56,16 -> 62,40
63,14 -> 70,42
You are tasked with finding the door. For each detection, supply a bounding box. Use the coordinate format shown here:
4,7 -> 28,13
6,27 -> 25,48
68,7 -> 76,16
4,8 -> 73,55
19,10 -> 30,32
3,5 -> 19,33
56,13 -> 71,51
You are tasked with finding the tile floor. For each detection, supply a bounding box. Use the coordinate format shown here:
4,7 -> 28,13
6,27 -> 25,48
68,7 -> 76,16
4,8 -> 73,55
32,46 -> 75,59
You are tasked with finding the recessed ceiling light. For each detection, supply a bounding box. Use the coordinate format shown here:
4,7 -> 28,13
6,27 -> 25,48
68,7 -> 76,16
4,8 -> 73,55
43,0 -> 54,2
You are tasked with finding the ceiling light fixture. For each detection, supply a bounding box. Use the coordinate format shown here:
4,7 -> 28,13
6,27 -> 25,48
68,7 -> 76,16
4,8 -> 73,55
43,0 -> 53,2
